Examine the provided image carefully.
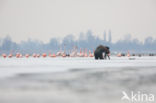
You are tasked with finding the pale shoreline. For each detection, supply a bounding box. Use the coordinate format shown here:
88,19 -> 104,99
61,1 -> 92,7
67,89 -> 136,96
0,56 -> 156,78
0,57 -> 156,103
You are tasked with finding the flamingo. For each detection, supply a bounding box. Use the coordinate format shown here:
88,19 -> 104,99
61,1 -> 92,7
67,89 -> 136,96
56,52 -> 62,56
127,51 -> 130,57
117,53 -> 121,57
32,53 -> 37,58
2,53 -> 7,58
19,54 -> 23,58
49,53 -> 51,57
37,54 -> 40,58
51,53 -> 56,57
25,54 -> 29,58
78,48 -> 83,57
8,54 -> 13,58
42,53 -> 47,57
84,49 -> 88,57
16,53 -> 20,58
79,48 -> 82,55
62,53 -> 66,57
89,50 -> 93,57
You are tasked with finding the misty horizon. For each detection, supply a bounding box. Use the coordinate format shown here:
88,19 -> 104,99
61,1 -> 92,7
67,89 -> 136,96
0,30 -> 155,44
0,30 -> 156,54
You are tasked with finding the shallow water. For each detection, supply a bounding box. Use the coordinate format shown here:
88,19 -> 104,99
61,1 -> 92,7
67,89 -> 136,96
0,56 -> 156,103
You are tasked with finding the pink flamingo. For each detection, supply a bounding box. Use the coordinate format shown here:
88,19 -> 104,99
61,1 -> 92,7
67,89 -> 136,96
89,50 -> 93,57
25,54 -> 29,58
127,51 -> 130,57
2,53 -> 7,58
8,53 -> 13,58
42,53 -> 47,57
37,54 -> 40,58
32,53 -> 37,58
117,53 -> 121,57
51,53 -> 56,57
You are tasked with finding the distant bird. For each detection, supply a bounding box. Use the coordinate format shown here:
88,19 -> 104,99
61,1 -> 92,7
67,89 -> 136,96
89,50 -> 94,57
127,51 -> 130,57
32,53 -> 37,58
117,53 -> 121,57
8,54 -> 13,58
16,53 -> 21,58
2,53 -> 7,58
37,54 -> 40,58
25,54 -> 29,58
51,53 -> 56,57
42,53 -> 47,57
62,53 -> 66,57
49,53 -> 51,57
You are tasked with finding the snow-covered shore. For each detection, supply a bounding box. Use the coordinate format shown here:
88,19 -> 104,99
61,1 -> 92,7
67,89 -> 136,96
0,57 -> 156,103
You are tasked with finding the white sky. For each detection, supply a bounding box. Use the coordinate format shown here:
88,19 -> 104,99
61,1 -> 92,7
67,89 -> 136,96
0,0 -> 156,43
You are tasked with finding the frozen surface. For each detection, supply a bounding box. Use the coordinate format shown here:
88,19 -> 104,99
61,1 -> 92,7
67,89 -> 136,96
0,56 -> 155,78
0,56 -> 156,103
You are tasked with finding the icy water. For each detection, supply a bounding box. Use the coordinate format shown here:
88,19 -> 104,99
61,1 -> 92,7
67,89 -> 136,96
0,56 -> 156,103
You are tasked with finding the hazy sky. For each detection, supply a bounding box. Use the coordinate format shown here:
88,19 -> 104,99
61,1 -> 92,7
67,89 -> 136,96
0,0 -> 156,43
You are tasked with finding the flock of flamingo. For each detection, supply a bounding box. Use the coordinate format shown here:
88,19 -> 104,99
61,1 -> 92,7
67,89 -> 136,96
0,50 -> 134,58
0,49 -> 95,58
